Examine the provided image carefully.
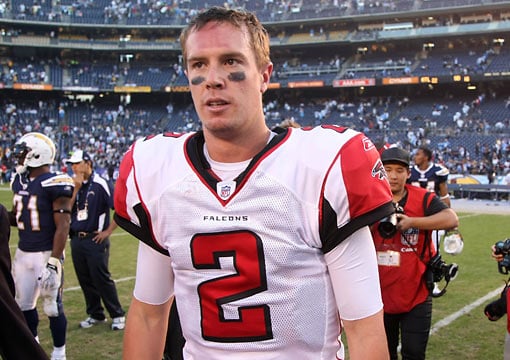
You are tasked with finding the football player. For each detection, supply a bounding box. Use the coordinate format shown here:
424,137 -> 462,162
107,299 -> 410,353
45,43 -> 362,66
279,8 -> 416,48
0,202 -> 50,360
115,7 -> 393,360
9,132 -> 74,360
409,146 -> 451,207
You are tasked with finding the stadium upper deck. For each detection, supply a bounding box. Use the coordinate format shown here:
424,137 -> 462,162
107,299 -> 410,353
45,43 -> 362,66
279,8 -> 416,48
1,0 -> 510,94
1,0 -> 509,25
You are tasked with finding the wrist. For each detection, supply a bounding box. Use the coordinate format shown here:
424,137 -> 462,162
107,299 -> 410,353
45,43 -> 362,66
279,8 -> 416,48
48,257 -> 60,265
47,257 -> 62,273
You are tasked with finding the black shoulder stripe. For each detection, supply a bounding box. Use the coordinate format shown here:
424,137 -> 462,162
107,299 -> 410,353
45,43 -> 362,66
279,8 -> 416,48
114,204 -> 169,257
322,201 -> 394,254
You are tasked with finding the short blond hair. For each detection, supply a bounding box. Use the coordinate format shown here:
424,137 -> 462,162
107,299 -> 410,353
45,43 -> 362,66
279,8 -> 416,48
179,7 -> 271,70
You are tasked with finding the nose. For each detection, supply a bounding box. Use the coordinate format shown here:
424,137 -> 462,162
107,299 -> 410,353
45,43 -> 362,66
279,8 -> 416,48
206,81 -> 223,89
205,66 -> 225,89
386,171 -> 396,180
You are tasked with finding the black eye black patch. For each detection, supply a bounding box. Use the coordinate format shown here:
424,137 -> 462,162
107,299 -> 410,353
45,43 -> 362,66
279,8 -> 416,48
228,72 -> 246,82
191,76 -> 205,85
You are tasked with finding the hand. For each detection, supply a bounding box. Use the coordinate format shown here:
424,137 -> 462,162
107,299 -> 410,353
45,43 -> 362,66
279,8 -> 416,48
395,213 -> 412,232
39,257 -> 62,292
484,299 -> 506,321
484,284 -> 509,321
93,231 -> 108,244
72,172 -> 85,188
492,245 -> 504,262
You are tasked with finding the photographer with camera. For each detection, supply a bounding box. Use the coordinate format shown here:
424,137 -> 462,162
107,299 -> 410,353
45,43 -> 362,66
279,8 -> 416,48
485,240 -> 510,360
372,147 -> 459,360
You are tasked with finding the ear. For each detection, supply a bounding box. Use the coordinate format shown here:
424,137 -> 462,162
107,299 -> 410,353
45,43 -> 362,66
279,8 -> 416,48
260,62 -> 273,94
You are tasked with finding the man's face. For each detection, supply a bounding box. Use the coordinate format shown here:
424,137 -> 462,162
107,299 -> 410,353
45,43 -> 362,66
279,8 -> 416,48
184,21 -> 272,137
384,163 -> 410,194
413,149 -> 428,166
70,161 -> 87,176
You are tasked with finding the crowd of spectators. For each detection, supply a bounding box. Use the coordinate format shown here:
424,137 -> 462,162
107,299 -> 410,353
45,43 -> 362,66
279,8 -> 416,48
1,37 -> 506,91
2,0 -> 498,25
0,90 -> 509,186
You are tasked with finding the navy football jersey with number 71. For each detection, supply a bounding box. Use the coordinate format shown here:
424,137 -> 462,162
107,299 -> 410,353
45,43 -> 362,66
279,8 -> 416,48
11,172 -> 74,252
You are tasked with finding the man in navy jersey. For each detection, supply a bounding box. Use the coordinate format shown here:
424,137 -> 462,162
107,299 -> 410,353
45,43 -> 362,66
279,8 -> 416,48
10,132 -> 74,360
67,149 -> 125,331
115,7 -> 394,360
409,146 -> 451,207
0,202 -> 50,360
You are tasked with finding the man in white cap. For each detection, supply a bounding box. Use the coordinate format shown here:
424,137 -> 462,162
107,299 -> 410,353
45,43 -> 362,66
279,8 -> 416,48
67,149 -> 126,331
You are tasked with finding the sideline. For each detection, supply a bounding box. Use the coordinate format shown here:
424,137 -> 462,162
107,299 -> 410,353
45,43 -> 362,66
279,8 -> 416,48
429,212 -> 500,335
64,275 -> 135,292
8,230 -> 130,250
430,286 -> 504,335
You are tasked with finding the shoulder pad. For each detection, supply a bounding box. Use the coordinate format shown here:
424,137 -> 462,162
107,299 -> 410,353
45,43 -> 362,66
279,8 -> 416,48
434,164 -> 450,177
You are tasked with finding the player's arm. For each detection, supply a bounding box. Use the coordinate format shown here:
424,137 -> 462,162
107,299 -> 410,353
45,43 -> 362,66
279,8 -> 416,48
342,309 -> 388,360
123,297 -> 172,360
438,182 -> 451,207
325,227 -> 389,360
52,196 -> 72,258
124,242 -> 174,359
396,207 -> 458,232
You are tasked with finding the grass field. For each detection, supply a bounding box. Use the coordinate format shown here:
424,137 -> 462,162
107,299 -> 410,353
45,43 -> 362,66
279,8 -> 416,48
2,184 -> 510,359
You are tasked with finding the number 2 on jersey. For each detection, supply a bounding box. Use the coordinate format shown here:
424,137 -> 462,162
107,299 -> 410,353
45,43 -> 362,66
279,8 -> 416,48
191,230 -> 273,342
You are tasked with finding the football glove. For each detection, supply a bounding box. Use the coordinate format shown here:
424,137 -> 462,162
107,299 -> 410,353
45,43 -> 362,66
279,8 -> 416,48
41,288 -> 59,317
39,257 -> 62,292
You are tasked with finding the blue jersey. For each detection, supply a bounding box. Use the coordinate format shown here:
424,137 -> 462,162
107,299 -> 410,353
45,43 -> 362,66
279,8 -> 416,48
11,172 -> 74,252
408,163 -> 449,196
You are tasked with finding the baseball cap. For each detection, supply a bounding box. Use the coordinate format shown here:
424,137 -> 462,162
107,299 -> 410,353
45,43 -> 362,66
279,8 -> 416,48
380,147 -> 410,167
66,150 -> 92,164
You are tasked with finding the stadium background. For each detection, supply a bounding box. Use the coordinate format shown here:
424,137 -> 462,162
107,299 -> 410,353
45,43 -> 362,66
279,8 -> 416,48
0,0 -> 509,196
1,1 -> 510,359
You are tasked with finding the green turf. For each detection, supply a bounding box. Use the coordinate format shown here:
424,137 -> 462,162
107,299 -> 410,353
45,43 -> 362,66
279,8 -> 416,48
1,184 -> 509,359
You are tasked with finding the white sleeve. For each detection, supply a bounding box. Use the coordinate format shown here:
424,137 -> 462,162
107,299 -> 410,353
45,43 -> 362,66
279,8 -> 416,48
133,242 -> 174,305
325,226 -> 383,321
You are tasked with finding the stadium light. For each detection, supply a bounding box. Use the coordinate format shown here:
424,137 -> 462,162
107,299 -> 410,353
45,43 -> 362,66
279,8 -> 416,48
493,38 -> 504,47
423,42 -> 435,51
357,47 -> 368,55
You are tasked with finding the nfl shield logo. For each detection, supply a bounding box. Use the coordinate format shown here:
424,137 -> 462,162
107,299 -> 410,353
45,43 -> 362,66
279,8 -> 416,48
220,184 -> 232,199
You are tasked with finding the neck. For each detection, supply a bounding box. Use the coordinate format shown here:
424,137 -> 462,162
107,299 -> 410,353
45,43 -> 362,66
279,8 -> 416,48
27,166 -> 49,178
83,169 -> 92,181
419,161 -> 430,170
204,127 -> 271,163
392,187 -> 407,203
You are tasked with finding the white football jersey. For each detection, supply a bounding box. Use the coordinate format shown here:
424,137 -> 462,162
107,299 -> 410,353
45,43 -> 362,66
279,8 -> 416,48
115,126 -> 393,359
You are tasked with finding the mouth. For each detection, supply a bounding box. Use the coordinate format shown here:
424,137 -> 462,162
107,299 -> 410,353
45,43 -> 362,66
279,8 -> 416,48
206,99 -> 229,107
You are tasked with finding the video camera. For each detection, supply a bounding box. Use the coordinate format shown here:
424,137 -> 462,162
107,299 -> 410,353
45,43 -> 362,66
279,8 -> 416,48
494,239 -> 510,274
377,203 -> 405,238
